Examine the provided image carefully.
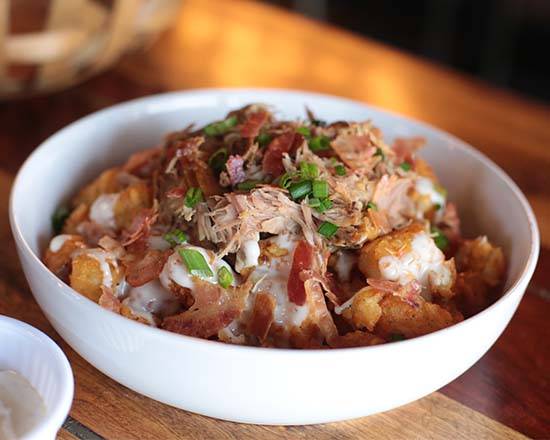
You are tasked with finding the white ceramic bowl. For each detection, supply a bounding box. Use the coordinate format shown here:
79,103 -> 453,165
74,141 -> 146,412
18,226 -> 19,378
0,315 -> 73,439
9,89 -> 539,425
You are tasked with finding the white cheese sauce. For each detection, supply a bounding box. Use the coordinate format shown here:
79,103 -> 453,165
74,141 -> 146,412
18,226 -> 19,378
333,250 -> 356,282
89,193 -> 119,230
378,232 -> 451,289
147,235 -> 171,251
48,234 -> 72,253
0,370 -> 46,440
122,280 -> 180,325
159,245 -> 236,292
415,177 -> 445,207
75,249 -> 116,288
235,234 -> 261,273
249,235 -> 309,327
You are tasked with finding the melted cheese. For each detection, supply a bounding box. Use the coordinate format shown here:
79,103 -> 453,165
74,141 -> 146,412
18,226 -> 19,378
159,245 -> 236,292
333,251 -> 356,282
378,232 -> 450,289
122,280 -> 180,325
48,234 -> 72,253
0,371 -> 46,440
415,178 -> 445,208
89,193 -> 119,229
249,235 -> 309,327
148,235 -> 171,251
235,236 -> 261,273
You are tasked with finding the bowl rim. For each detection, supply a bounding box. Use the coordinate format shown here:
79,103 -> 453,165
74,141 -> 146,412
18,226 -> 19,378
0,315 -> 74,439
9,87 -> 540,357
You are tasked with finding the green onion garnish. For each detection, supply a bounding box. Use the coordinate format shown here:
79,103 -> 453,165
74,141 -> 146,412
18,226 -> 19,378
374,147 -> 385,160
367,201 -> 378,211
312,179 -> 329,199
208,147 -> 228,174
279,172 -> 294,189
309,135 -> 331,152
431,226 -> 449,251
217,266 -> 234,288
52,205 -> 70,234
296,126 -> 312,138
256,132 -> 272,147
390,333 -> 406,342
434,203 -> 442,211
288,180 -> 312,200
318,221 -> 338,238
400,162 -> 412,171
203,116 -> 238,137
184,187 -> 203,208
237,180 -> 259,191
178,248 -> 214,278
308,197 -> 321,208
300,162 -> 319,179
334,164 -> 346,176
163,229 -> 188,246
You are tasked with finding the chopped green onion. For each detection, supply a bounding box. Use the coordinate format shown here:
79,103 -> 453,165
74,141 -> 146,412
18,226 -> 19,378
312,179 -> 329,199
400,162 -> 412,171
313,198 -> 332,213
300,162 -> 319,179
434,184 -> 448,198
178,248 -> 214,278
184,187 -> 203,208
52,205 -> 70,234
374,147 -> 385,160
237,180 -> 259,191
334,164 -> 346,176
318,221 -> 338,238
296,126 -> 311,138
208,147 -> 228,173
367,201 -> 378,211
431,226 -> 449,251
203,116 -> 238,136
434,203 -> 442,211
308,197 -> 321,208
390,333 -> 406,342
288,180 -> 312,200
309,135 -> 331,152
217,266 -> 234,288
163,229 -> 188,246
256,132 -> 272,147
279,172 -> 294,189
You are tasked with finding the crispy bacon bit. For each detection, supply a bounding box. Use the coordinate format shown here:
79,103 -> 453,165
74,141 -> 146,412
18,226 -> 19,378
240,111 -> 268,138
367,279 -> 422,308
262,132 -> 296,176
98,236 -> 125,259
124,249 -> 171,287
248,292 -> 276,342
98,287 -> 121,313
440,202 -> 460,242
76,222 -> 116,246
367,278 -> 401,293
166,187 -> 187,199
225,155 -> 246,185
392,137 -> 425,164
371,175 -> 412,227
121,208 -> 158,246
303,279 -> 338,343
162,280 -> 250,338
288,240 -> 314,306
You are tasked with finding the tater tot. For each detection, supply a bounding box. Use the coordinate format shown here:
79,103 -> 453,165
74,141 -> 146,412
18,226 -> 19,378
43,234 -> 87,277
72,168 -> 122,208
375,295 -> 456,339
69,251 -> 121,302
113,181 -> 152,230
455,236 -> 506,287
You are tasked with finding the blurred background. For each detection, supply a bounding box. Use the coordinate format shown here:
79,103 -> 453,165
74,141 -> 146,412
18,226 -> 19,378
265,0 -> 550,102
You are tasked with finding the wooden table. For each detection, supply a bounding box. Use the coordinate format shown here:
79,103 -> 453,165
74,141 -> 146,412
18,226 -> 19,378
1,1 -> 549,438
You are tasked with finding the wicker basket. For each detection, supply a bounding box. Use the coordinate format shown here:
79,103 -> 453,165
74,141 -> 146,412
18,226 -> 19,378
0,0 -> 181,98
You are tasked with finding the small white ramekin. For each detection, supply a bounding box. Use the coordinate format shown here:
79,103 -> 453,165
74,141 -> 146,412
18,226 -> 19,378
0,315 -> 73,440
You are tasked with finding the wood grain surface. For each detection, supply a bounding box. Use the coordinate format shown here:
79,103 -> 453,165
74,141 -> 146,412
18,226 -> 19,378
0,0 -> 549,439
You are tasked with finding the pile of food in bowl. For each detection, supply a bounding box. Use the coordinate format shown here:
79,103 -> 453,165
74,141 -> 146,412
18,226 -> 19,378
43,104 -> 506,349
